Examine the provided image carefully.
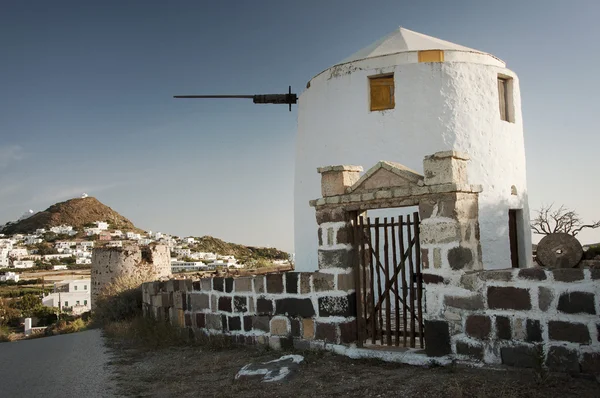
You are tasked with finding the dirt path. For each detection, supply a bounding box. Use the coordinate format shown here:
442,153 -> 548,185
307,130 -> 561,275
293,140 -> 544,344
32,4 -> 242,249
107,340 -> 599,397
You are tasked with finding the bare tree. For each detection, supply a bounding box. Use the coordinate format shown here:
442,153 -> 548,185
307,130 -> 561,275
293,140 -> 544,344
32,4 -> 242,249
531,204 -> 600,236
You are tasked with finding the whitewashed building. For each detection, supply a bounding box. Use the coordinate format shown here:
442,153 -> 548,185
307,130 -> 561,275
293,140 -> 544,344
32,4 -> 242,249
0,272 -> 19,282
294,27 -> 531,272
12,260 -> 34,269
42,279 -> 91,314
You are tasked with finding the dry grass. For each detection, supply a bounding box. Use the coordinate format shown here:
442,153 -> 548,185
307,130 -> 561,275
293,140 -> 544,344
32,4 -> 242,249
93,271 -> 156,325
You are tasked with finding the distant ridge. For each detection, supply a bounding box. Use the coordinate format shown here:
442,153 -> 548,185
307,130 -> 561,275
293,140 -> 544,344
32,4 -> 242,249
1,197 -> 137,234
193,236 -> 289,262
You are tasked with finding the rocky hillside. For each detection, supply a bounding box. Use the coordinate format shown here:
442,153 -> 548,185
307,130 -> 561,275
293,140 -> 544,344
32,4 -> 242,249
192,236 -> 289,262
1,197 -> 138,234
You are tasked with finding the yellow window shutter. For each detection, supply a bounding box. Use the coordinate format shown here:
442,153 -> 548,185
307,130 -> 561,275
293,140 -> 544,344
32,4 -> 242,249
369,75 -> 395,111
418,50 -> 444,63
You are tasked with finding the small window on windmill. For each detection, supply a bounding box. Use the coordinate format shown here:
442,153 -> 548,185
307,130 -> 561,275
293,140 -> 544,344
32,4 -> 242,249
369,74 -> 395,111
498,75 -> 514,123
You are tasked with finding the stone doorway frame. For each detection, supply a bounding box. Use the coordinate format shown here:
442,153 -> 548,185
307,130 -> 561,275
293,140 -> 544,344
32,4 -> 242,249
309,151 -> 484,347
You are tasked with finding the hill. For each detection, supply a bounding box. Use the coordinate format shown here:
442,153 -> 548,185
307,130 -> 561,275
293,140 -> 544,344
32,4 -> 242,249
192,236 -> 289,262
1,197 -> 138,235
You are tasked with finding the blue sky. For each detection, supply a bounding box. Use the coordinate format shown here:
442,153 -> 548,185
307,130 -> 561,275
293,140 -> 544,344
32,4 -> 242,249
1,0 -> 599,251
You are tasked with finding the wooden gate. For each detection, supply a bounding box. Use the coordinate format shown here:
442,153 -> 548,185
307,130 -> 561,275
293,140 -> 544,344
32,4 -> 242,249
353,211 -> 424,348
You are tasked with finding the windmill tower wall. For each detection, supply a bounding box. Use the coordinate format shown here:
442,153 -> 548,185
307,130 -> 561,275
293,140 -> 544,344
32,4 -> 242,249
91,244 -> 171,308
294,29 -> 532,272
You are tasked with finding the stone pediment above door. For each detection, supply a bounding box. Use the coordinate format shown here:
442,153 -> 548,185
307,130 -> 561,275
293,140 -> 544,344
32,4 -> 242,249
346,161 -> 424,194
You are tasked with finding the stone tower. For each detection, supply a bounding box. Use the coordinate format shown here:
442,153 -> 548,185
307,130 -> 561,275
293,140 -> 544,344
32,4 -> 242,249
91,244 -> 171,308
294,27 -> 531,272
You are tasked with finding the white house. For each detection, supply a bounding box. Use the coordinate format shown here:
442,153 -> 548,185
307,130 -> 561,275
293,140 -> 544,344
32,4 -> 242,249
8,248 -> 28,258
171,261 -> 207,273
76,257 -> 92,265
294,27 -> 531,271
0,257 -> 9,268
50,225 -> 75,235
42,279 -> 91,314
12,260 -> 34,269
55,241 -> 76,250
0,272 -> 19,282
107,240 -> 123,248
94,221 -> 109,230
35,228 -> 47,235
173,248 -> 191,257
24,236 -> 43,245
78,241 -> 95,249
53,265 -> 68,271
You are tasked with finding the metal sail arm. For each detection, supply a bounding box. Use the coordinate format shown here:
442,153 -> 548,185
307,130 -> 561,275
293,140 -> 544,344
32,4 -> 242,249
173,86 -> 297,111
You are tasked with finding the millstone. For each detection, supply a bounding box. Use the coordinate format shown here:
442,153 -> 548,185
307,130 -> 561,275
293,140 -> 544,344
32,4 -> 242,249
536,233 -> 583,268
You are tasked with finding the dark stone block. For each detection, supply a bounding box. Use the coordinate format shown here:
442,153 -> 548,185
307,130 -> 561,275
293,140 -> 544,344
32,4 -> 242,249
316,207 -> 348,224
221,315 -> 228,331
318,248 -> 354,269
243,316 -> 252,332
266,274 -> 284,293
552,268 -> 584,282
501,345 -> 538,368
279,337 -> 294,350
526,319 -> 542,342
557,292 -> 596,314
318,293 -> 356,317
213,277 -> 224,292
225,278 -> 234,293
597,324 -> 600,343
480,270 -> 512,282
315,322 -> 337,343
339,320 -> 357,344
447,246 -> 473,270
276,298 -> 316,318
318,228 -> 323,246
580,353 -> 600,374
184,313 -> 192,327
591,269 -> 600,280
444,294 -> 484,310
172,280 -> 181,292
192,281 -> 201,291
218,296 -> 232,312
233,296 -> 247,312
424,320 -> 451,357
546,346 -> 580,373
182,293 -> 187,311
290,318 -> 301,337
456,341 -> 484,360
422,273 -> 445,284
228,316 -> 241,331
293,338 -> 311,351
336,226 -> 352,245
538,287 -> 554,312
421,248 -> 429,269
285,273 -> 299,294
548,321 -> 590,344
256,297 -> 274,315
196,313 -> 205,328
487,286 -> 531,310
252,316 -> 270,332
465,315 -> 491,340
496,316 -> 511,340
518,268 -> 547,281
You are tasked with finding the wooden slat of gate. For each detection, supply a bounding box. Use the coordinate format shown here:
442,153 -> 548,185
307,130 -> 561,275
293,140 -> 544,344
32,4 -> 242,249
360,217 -> 368,339
398,215 -> 408,347
391,216 -> 400,346
366,217 -> 376,344
407,213 -> 416,348
353,217 -> 364,348
374,218 -> 383,343
383,218 -> 392,346
414,211 -> 424,348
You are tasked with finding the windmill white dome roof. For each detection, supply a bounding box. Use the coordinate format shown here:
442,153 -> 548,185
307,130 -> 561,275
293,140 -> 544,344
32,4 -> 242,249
337,27 -> 500,66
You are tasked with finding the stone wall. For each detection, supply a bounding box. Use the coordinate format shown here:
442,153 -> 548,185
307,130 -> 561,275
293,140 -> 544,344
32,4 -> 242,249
92,244 -> 171,308
423,267 -> 600,374
142,271 -> 357,349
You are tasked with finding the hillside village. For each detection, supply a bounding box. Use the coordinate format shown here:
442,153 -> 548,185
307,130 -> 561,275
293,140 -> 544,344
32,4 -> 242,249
0,196 -> 292,319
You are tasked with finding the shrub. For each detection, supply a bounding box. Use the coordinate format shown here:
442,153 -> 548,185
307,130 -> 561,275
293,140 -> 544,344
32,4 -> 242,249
103,316 -> 185,349
93,270 -> 156,325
